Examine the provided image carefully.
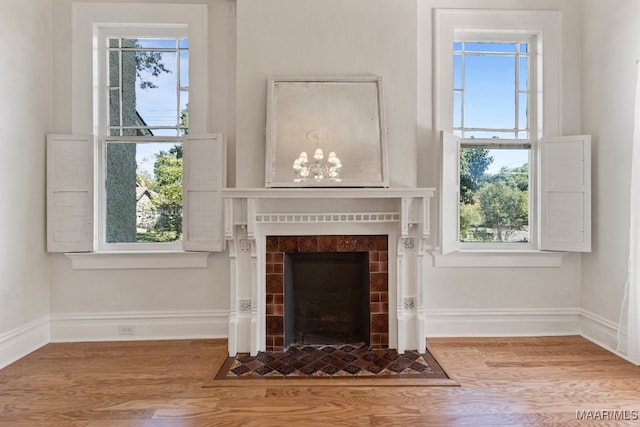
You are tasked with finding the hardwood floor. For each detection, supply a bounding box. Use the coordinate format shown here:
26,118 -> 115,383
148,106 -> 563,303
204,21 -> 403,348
0,336 -> 638,426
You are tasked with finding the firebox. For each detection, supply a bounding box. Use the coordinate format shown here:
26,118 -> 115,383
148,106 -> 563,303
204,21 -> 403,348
284,252 -> 370,347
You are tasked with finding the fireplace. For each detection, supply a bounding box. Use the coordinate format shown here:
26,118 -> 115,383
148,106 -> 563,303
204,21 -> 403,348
223,187 -> 435,356
266,235 -> 389,351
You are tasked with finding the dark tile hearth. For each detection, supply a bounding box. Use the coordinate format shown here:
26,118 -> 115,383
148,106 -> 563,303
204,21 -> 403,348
214,344 -> 450,380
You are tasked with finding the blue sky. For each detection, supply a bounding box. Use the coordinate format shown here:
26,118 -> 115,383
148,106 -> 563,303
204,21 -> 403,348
454,41 -> 530,175
120,38 -> 188,178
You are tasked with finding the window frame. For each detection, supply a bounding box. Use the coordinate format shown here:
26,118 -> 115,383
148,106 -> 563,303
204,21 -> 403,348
434,9 -> 562,257
96,26 -> 188,252
71,2 -> 209,253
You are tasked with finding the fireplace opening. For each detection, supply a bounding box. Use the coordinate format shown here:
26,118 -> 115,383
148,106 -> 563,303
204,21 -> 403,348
284,252 -> 370,347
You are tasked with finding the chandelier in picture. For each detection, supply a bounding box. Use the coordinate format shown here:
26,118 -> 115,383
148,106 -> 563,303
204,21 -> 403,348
292,128 -> 342,182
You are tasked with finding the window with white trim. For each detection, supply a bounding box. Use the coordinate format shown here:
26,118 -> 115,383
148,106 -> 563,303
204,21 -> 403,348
46,3 -> 226,257
434,9 -> 591,258
100,30 -> 188,251
454,37 -> 534,247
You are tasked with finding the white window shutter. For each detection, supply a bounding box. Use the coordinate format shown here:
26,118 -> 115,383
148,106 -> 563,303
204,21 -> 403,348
47,134 -> 94,253
183,133 -> 227,252
540,135 -> 591,252
441,131 -> 461,254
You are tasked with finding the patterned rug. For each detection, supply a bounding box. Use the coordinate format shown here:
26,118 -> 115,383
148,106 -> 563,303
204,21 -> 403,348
206,344 -> 456,386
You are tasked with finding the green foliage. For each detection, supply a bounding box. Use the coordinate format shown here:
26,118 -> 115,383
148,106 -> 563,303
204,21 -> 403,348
180,106 -> 189,135
459,153 -> 529,242
459,202 -> 482,239
150,145 -> 183,236
477,181 -> 528,242
460,148 -> 493,204
486,164 -> 529,192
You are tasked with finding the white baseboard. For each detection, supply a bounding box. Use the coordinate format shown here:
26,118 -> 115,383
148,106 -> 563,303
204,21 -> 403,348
50,310 -> 229,342
2,308 -> 635,368
578,308 -> 638,364
424,307 -> 582,337
424,307 -> 638,365
0,315 -> 50,370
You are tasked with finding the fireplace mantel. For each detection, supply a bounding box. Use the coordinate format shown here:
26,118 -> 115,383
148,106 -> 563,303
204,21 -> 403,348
221,187 -> 436,356
222,187 -> 435,240
222,187 -> 435,198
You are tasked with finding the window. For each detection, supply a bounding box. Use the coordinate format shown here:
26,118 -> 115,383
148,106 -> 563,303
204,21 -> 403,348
99,31 -> 188,250
454,38 -> 534,247
434,9 -> 590,261
46,3 -> 227,260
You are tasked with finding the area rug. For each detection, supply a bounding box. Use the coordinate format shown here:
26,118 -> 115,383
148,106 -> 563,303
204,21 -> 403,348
204,344 -> 458,387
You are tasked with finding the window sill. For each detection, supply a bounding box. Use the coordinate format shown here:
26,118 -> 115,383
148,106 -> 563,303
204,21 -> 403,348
431,250 -> 567,268
65,251 -> 210,270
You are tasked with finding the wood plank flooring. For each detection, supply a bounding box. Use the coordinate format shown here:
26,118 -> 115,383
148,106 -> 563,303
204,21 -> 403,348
0,336 -> 639,426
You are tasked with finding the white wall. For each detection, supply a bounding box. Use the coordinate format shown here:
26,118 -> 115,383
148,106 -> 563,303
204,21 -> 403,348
581,0 -> 640,344
39,0 -> 632,346
235,0 -> 585,336
236,0 -> 419,188
0,0 -> 52,334
48,0 -> 235,341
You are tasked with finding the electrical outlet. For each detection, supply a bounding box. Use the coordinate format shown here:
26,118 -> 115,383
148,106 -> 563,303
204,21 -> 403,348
118,325 -> 135,335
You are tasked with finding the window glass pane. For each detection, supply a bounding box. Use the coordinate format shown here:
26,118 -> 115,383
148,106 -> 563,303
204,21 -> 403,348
179,50 -> 189,88
453,54 -> 462,89
519,56 -> 528,91
463,42 -> 516,53
453,41 -> 462,52
453,92 -> 462,129
108,49 -> 119,87
464,131 -> 517,140
106,141 -> 183,244
108,37 -> 187,136
133,38 -> 176,49
179,90 -> 189,135
518,93 -> 528,131
119,50 -> 138,129
179,38 -> 189,49
464,55 -> 516,130
109,89 -> 120,129
135,50 -> 178,128
459,147 -> 529,243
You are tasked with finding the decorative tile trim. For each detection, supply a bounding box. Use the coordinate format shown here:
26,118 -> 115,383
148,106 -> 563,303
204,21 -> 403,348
239,300 -> 252,312
402,237 -> 416,250
403,297 -> 416,311
256,212 -> 399,224
238,239 -> 253,252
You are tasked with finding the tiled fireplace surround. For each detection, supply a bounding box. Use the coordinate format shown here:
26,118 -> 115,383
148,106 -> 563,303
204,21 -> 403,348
223,188 -> 435,357
265,234 -> 389,351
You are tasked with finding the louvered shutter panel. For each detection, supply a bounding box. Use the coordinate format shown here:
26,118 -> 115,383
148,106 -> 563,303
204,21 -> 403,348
540,135 -> 591,252
441,131 -> 461,254
47,134 -> 94,252
183,133 -> 226,252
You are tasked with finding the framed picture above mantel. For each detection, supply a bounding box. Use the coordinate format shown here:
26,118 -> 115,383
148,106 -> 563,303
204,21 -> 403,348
265,75 -> 389,188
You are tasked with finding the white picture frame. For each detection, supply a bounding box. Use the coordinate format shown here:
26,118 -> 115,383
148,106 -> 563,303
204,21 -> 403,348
265,75 -> 389,188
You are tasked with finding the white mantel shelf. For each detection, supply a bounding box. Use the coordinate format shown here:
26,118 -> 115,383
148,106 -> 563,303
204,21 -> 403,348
221,187 -> 436,242
221,187 -> 435,198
